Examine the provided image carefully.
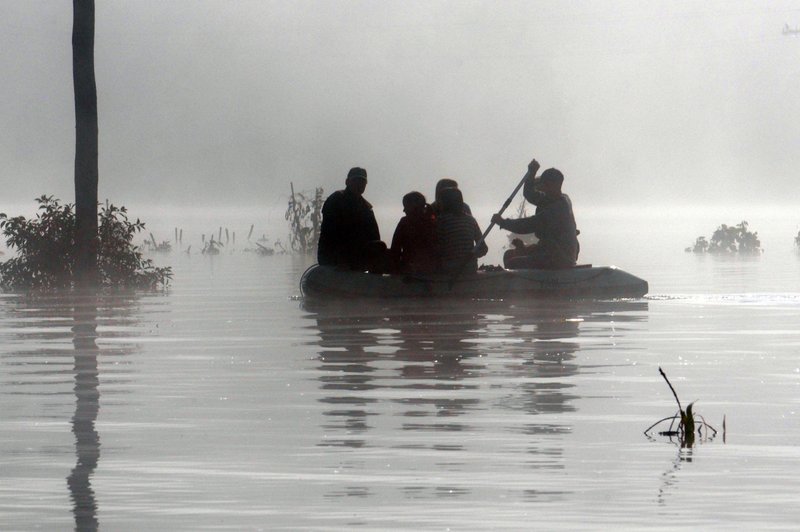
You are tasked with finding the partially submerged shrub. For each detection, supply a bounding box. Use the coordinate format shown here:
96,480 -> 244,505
144,232 -> 172,253
285,184 -> 323,254
202,238 -> 222,255
0,196 -> 172,290
253,242 -> 274,256
688,236 -> 708,253
685,221 -> 761,254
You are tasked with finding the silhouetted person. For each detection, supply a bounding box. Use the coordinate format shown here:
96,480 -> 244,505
436,187 -> 488,273
390,191 -> 437,274
430,178 -> 472,216
492,159 -> 579,269
317,167 -> 385,271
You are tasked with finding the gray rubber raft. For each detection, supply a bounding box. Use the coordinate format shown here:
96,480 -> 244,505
300,264 -> 648,299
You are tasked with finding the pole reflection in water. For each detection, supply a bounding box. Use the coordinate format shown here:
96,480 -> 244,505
1,289 -> 142,530
67,291 -> 100,532
303,297 -> 648,504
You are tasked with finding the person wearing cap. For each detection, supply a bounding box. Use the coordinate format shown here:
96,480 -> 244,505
317,167 -> 385,271
491,158 -> 579,269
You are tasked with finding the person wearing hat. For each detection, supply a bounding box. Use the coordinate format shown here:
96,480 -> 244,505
491,158 -> 579,270
317,167 -> 386,271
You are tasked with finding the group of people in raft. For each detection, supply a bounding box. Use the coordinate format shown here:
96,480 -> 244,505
317,157 -> 579,275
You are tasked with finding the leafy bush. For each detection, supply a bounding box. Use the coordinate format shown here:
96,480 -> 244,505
0,195 -> 172,290
686,221 -> 761,254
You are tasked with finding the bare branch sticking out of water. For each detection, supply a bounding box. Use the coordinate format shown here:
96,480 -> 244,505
644,367 -> 718,447
723,414 -> 727,443
659,366 -> 683,413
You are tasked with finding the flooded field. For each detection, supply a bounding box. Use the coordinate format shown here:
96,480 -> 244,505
2,243 -> 800,530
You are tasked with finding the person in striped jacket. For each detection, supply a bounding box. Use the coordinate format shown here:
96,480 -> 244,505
435,187 -> 488,273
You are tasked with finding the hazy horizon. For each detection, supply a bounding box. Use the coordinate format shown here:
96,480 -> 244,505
2,1 -> 799,212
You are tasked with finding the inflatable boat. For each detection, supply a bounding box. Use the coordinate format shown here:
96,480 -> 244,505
300,264 -> 648,299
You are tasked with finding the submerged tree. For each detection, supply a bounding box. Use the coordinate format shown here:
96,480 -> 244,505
0,196 -> 171,290
0,2 -> 172,290
73,0 -> 99,284
285,184 -> 324,254
686,221 -> 761,254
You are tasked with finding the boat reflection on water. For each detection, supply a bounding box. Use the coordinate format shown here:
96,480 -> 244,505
303,296 -> 648,501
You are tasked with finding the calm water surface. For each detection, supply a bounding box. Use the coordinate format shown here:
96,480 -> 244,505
2,237 -> 800,530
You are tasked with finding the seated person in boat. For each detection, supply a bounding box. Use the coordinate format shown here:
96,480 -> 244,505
430,178 -> 472,216
436,187 -> 488,274
317,167 -> 387,271
389,191 -> 437,274
491,159 -> 579,270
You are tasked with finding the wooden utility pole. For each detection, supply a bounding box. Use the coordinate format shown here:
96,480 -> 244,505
72,0 -> 99,284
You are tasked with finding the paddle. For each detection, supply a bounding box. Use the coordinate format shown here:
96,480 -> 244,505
448,167 -> 533,288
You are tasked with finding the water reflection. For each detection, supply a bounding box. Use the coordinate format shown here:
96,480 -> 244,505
657,447 -> 694,506
304,297 -> 648,502
67,292 -> 100,532
311,301 -> 489,449
1,290 -> 142,531
314,305 -> 381,450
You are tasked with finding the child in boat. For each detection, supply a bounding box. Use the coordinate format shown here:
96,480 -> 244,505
389,191 -> 437,274
435,187 -> 488,274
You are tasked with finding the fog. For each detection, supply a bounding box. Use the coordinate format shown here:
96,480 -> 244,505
2,0 -> 799,218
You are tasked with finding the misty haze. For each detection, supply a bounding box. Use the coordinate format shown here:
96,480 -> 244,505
3,2 -> 800,530
3,1 -> 799,215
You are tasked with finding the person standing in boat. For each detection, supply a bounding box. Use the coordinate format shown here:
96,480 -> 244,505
389,191 -> 437,274
317,167 -> 386,271
436,187 -> 488,273
491,159 -> 579,270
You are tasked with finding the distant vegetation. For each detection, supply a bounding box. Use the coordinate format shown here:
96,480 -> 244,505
686,221 -> 761,254
285,184 -> 323,254
144,232 -> 172,253
136,220 -> 289,257
0,196 -> 171,290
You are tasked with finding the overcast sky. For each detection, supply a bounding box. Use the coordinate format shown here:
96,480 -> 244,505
2,0 -> 799,213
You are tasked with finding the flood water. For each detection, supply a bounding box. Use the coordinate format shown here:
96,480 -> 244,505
2,212 -> 800,530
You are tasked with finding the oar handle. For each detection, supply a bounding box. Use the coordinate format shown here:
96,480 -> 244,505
471,169 -> 530,253
447,168 -> 532,289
